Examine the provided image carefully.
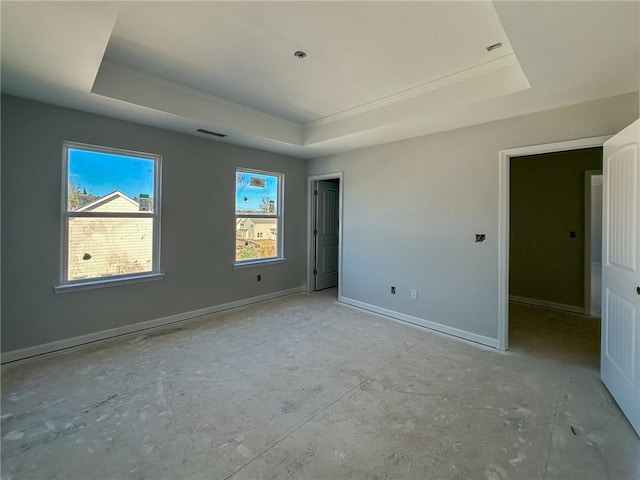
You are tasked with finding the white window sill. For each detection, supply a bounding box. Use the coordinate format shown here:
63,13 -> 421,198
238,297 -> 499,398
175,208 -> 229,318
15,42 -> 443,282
54,273 -> 165,294
233,258 -> 287,269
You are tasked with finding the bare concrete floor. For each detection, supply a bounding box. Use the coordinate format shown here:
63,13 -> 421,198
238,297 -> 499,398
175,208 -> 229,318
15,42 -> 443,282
2,291 -> 639,479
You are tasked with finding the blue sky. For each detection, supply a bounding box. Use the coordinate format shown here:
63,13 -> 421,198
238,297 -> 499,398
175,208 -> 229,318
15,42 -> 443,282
236,172 -> 278,214
68,149 -> 154,198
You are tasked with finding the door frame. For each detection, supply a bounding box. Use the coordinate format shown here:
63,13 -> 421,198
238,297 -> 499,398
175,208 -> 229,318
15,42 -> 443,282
497,136 -> 611,351
307,172 -> 344,295
584,170 -> 603,316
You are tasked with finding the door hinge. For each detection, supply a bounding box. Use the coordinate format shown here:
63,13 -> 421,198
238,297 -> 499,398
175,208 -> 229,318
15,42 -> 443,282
313,229 -> 318,235
313,268 -> 318,275
314,190 -> 318,195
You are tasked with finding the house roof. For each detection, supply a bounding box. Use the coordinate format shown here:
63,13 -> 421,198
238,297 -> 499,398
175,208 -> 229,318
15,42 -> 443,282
76,190 -> 139,212
1,2 -> 637,159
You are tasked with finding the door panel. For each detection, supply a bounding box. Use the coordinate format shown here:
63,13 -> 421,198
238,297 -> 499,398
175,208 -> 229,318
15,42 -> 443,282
605,290 -> 635,384
601,119 -> 640,437
315,180 -> 339,290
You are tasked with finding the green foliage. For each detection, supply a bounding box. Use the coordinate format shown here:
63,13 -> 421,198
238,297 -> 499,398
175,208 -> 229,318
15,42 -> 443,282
68,182 -> 99,211
238,244 -> 258,259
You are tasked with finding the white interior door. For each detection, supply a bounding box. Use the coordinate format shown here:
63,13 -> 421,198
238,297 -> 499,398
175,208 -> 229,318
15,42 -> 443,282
601,119 -> 640,437
314,180 -> 339,290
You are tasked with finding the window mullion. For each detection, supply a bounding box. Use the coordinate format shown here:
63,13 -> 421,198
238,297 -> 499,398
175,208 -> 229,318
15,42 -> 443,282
236,215 -> 278,219
67,212 -> 156,219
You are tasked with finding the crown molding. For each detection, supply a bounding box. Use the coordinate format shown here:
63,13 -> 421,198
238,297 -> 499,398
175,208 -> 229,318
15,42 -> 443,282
305,53 -> 520,129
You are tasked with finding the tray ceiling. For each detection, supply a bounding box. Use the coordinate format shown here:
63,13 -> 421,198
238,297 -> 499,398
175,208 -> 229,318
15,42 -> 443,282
2,1 -> 638,158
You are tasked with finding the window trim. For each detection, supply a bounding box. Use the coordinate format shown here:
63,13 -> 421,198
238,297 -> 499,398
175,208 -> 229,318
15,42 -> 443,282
234,167 -> 284,266
57,141 -> 163,291
54,272 -> 165,294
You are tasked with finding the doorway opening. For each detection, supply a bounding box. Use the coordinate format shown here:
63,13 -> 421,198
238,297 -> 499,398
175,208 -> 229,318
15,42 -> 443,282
509,148 -> 603,314
307,173 -> 343,296
497,136 -> 610,351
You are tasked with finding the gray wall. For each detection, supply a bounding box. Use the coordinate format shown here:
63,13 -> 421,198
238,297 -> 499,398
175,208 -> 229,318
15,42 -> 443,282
307,93 -> 638,343
1,95 -> 307,353
509,148 -> 603,309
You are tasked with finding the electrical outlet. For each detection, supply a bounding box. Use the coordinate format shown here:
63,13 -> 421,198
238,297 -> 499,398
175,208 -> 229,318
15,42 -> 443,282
257,275 -> 262,282
410,289 -> 418,300
390,286 -> 396,294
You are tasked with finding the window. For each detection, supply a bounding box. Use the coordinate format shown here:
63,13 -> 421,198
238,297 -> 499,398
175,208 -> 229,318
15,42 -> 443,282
58,142 -> 162,289
235,168 -> 283,263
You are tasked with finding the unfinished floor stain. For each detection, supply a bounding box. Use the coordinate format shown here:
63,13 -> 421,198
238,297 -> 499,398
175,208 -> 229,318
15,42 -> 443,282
1,292 -> 639,479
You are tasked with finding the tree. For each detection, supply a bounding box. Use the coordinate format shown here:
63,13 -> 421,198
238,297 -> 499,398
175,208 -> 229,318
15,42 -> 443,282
260,196 -> 275,214
68,182 -> 99,211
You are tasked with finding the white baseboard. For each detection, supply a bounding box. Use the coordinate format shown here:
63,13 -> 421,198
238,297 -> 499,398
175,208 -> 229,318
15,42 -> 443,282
339,296 -> 499,349
1,286 -> 305,364
509,295 -> 585,314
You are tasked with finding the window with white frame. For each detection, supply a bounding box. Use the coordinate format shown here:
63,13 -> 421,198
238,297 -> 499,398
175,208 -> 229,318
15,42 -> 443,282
235,168 -> 283,263
60,142 -> 161,286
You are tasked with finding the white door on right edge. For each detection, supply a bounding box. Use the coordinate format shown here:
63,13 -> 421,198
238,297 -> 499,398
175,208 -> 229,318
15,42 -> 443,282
601,119 -> 640,437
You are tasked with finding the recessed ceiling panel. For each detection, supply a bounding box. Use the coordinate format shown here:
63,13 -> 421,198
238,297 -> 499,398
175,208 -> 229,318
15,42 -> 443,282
104,1 -> 515,124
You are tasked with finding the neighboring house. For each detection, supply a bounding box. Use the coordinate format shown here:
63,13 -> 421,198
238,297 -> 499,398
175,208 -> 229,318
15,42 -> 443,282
68,191 -> 153,280
236,218 -> 277,240
236,218 -> 277,260
77,191 -> 141,213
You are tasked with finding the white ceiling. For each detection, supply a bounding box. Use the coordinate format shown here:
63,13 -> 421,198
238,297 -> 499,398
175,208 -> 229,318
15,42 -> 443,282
105,2 -> 517,124
2,1 -> 638,159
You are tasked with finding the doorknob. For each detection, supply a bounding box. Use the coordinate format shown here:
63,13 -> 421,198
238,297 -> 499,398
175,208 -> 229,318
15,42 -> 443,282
637,286 -> 640,295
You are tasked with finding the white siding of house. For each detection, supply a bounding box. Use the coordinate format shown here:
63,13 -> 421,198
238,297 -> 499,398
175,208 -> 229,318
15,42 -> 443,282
68,216 -> 153,280
249,221 -> 276,239
90,196 -> 139,213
